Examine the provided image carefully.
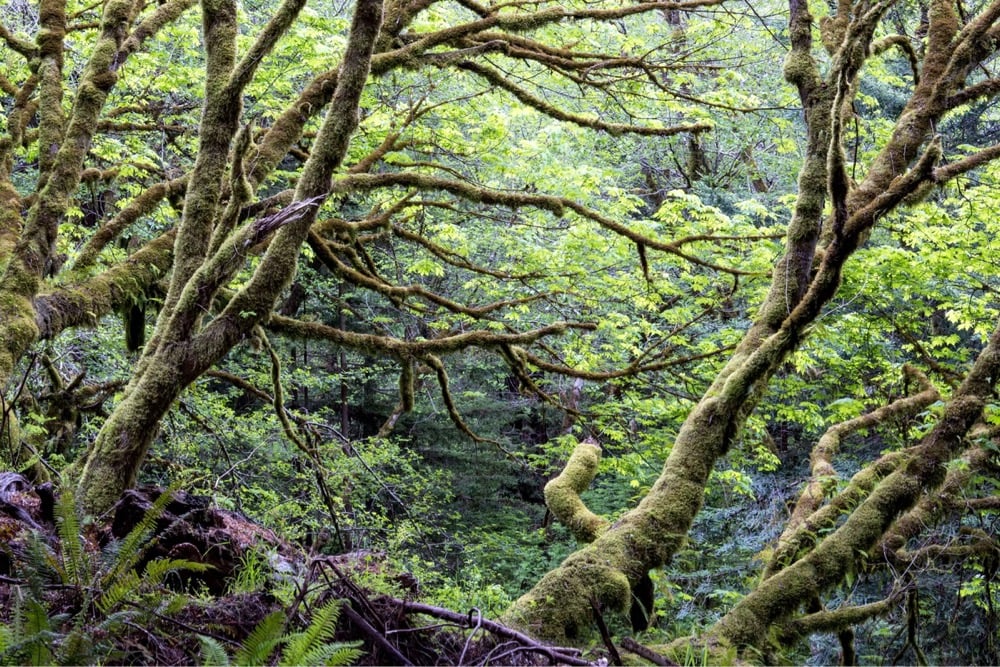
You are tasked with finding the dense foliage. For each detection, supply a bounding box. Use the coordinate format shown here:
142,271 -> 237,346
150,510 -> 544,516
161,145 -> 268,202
2,0 -> 1000,664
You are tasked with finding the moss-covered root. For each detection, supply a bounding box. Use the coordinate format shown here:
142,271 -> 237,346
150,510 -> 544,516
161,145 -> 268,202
503,551 -> 631,642
544,438 -> 608,543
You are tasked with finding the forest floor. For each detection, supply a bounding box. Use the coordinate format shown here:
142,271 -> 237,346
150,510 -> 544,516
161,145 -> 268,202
0,475 -> 609,665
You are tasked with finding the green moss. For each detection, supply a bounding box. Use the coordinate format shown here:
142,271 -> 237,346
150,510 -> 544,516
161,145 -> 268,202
544,440 -> 607,542
658,635 -> 737,667
504,554 -> 631,642
0,411 -> 20,454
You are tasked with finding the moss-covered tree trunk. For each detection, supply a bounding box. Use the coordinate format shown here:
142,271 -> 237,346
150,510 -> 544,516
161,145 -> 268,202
73,0 -> 384,515
506,0 -> 1000,646
0,0 -> 194,471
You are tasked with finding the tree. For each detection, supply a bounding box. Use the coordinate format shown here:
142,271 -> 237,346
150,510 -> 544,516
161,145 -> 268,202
506,0 -> 1000,659
2,0 -> 1000,661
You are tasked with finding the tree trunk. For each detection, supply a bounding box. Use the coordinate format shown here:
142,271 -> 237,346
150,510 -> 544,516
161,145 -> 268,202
73,0 -> 384,515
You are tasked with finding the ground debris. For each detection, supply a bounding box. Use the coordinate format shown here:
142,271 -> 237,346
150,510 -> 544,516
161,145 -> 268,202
0,479 -> 601,665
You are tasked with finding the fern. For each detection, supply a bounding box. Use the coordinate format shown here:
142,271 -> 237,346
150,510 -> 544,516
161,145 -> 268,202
19,531 -> 55,599
234,610 -> 286,666
54,490 -> 86,588
55,626 -> 94,666
99,558 -> 211,614
279,599 -> 342,667
0,623 -> 13,663
101,483 -> 180,587
2,483 -> 213,666
144,557 -> 213,584
19,598 -> 54,666
300,641 -> 364,667
227,602 -> 363,667
198,635 -> 231,667
97,570 -> 142,615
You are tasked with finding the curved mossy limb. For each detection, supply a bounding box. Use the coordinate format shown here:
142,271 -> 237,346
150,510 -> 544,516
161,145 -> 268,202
505,406 -> 717,641
544,438 -> 608,543
75,0 -> 384,516
765,366 -> 938,578
702,321 -> 1000,653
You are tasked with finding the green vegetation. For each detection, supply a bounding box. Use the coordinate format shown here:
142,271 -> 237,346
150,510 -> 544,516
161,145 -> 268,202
2,0 -> 1000,663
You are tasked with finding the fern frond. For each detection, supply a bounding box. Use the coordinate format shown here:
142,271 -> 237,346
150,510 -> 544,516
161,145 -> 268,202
303,641 -> 364,667
20,599 -> 53,666
20,531 -> 55,598
234,611 -> 285,667
279,599 -> 343,667
55,626 -> 94,666
54,488 -> 87,587
143,557 -> 212,586
0,623 -> 13,657
161,593 -> 190,615
198,635 -> 231,667
97,609 -> 139,630
102,484 -> 180,587
97,570 -> 141,614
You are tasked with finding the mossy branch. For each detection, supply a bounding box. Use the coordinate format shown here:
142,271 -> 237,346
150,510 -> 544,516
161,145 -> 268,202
932,142 -> 1000,183
870,34 -> 920,86
71,176 -> 188,270
209,122 -> 259,254
35,0 -> 67,179
268,313 -> 572,366
227,0 -> 307,94
708,316 -> 1000,650
892,535 -> 999,569
765,365 -> 939,578
544,439 -> 608,543
336,172 -> 760,275
779,595 -> 901,640
309,229 -> 575,318
34,231 -> 175,338
17,0 -> 141,282
421,353 -> 518,457
881,444 -> 995,553
160,0 -> 239,327
0,22 -> 37,58
457,60 -> 712,138
192,0 -> 383,363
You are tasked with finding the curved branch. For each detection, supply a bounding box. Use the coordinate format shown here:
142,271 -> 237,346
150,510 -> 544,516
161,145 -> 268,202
779,594 -> 902,640
34,232 -> 176,338
544,438 -> 608,543
457,60 -> 712,138
72,176 -> 188,270
764,365 -> 939,578
336,172 -> 763,275
267,314 -> 574,357
0,22 -> 37,58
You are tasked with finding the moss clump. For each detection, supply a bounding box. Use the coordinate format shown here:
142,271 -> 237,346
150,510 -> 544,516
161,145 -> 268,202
504,554 -> 631,642
657,635 -> 737,666
0,411 -> 20,456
